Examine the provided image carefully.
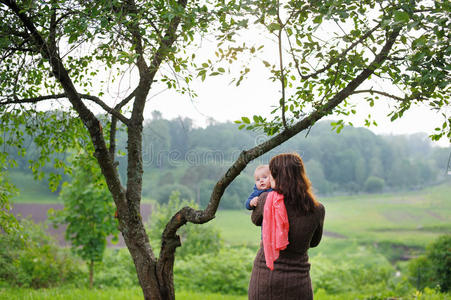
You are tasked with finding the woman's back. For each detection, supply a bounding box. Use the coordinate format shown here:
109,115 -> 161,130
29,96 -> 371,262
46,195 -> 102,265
251,192 -> 325,256
249,193 -> 325,300
248,153 -> 325,300
285,200 -> 325,255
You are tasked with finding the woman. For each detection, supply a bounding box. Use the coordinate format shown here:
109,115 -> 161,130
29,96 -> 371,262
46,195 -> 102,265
248,153 -> 325,300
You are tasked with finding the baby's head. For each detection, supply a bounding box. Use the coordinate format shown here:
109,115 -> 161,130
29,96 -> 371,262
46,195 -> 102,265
254,165 -> 271,190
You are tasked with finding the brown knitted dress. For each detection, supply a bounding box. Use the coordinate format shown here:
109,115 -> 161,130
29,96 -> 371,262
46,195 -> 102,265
248,192 -> 325,300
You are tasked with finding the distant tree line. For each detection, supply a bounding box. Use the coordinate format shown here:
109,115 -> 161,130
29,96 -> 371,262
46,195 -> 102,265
5,114 -> 449,209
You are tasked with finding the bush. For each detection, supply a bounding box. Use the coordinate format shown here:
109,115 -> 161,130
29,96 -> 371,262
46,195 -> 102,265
174,247 -> 254,295
94,249 -> 139,288
0,219 -> 83,288
408,234 -> 451,292
310,254 -> 396,294
148,191 -> 223,259
364,176 -> 385,193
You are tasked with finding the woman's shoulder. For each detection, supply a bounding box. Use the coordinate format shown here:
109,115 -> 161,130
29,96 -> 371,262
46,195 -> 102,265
314,201 -> 325,216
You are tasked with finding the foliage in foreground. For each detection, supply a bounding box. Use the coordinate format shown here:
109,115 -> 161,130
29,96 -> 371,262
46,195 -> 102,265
48,150 -> 118,287
0,219 -> 83,288
408,234 -> 451,292
2,215 -> 450,299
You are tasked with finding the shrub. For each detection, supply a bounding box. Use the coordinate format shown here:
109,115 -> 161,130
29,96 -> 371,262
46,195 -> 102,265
310,254 -> 395,294
0,219 -> 83,288
408,234 -> 451,292
94,249 -> 140,288
174,247 -> 254,295
364,176 -> 385,193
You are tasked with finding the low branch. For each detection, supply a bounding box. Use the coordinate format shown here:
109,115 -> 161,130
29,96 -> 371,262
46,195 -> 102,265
2,46 -> 35,52
0,93 -> 130,125
80,94 -> 130,125
159,26 -> 402,265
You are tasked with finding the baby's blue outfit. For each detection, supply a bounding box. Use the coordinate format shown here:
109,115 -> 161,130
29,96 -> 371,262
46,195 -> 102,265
245,185 -> 273,210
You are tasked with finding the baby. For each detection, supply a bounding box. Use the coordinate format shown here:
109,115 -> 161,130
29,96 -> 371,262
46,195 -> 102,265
245,165 -> 273,210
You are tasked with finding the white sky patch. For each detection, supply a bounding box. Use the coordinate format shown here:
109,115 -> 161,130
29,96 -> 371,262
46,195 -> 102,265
144,64 -> 450,148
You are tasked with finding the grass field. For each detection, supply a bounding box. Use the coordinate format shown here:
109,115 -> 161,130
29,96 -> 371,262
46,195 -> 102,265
10,168 -> 450,250
8,171 -> 59,203
212,182 -> 451,249
0,288 -> 247,300
1,287 -> 448,300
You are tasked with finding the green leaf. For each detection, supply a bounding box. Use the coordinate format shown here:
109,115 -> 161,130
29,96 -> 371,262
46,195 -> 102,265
267,23 -> 281,32
241,116 -> 250,124
394,11 -> 410,24
313,15 -> 322,24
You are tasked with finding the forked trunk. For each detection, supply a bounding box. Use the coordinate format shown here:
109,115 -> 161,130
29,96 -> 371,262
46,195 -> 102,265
121,215 -> 176,300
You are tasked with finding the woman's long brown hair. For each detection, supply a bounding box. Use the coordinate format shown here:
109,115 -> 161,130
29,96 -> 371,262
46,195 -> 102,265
269,153 -> 318,213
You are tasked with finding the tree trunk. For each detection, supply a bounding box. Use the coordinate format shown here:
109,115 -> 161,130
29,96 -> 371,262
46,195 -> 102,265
89,259 -> 94,289
121,214 -> 176,300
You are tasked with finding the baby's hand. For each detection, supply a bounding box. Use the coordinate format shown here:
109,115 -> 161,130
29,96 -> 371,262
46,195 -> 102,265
250,196 -> 259,207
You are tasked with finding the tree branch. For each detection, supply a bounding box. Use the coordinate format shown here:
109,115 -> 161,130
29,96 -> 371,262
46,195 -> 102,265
126,0 -> 188,207
115,87 -> 137,110
80,94 -> 130,125
159,25 -> 402,269
352,89 -> 426,103
0,93 -> 130,125
291,23 -> 381,81
48,0 -> 57,49
124,0 -> 148,77
352,89 -> 405,101
109,115 -> 117,160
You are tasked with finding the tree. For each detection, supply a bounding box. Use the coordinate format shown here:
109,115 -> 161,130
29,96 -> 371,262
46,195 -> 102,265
49,150 -> 118,288
0,0 -> 449,299
364,176 -> 385,193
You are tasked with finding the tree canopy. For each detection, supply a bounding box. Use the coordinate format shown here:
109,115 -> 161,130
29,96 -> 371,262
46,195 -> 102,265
0,0 -> 449,299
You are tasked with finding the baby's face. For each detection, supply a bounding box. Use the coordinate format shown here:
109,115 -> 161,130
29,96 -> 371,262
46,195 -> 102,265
254,168 -> 271,190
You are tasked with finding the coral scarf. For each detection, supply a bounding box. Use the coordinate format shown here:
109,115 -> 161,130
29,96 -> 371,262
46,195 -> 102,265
262,191 -> 289,270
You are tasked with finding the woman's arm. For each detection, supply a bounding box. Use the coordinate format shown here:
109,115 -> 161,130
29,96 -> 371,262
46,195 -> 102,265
310,204 -> 325,247
251,192 -> 268,226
